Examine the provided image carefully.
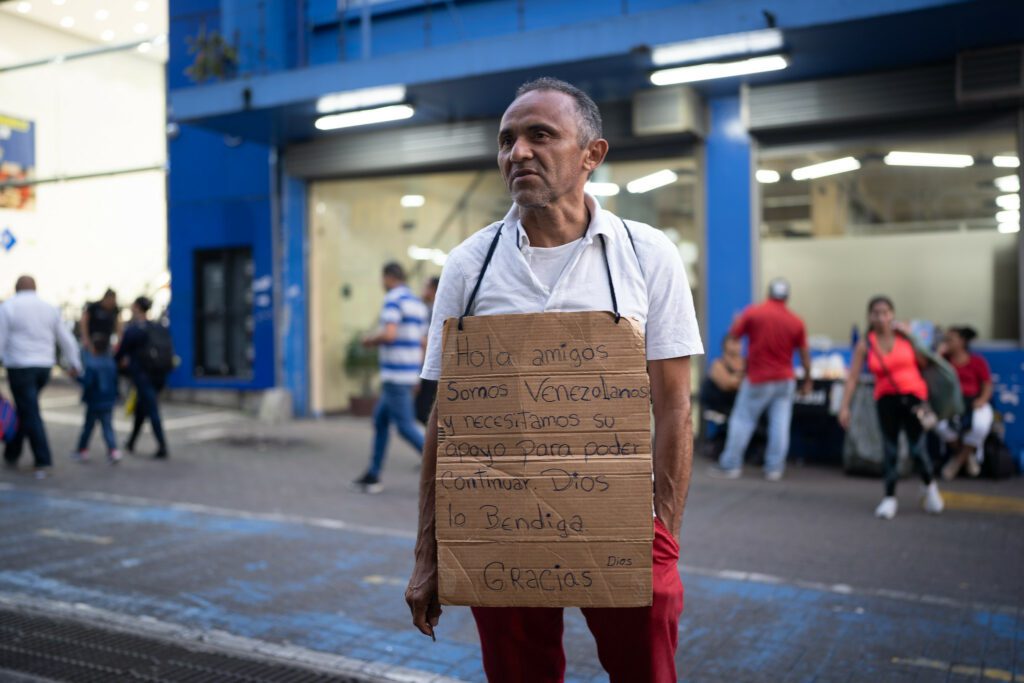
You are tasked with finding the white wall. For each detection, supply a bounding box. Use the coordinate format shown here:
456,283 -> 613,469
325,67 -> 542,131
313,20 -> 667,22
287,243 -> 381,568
762,230 -> 1018,342
0,14 -> 166,313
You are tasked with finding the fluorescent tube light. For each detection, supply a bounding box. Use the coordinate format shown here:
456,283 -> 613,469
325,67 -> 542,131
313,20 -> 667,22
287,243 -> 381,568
997,194 -> 1020,210
883,151 -> 974,168
401,194 -> 425,208
756,169 -> 781,184
627,170 -> 678,194
995,175 -> 1021,193
316,85 -> 407,114
652,29 -> 783,66
791,157 -> 860,181
584,182 -> 620,197
994,155 -> 1020,168
651,54 -> 787,86
315,104 -> 414,131
408,246 -> 448,266
996,210 -> 1020,224
998,223 -> 1020,234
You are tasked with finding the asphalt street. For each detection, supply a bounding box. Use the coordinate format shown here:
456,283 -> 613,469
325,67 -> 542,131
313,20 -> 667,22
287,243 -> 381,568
0,381 -> 1021,682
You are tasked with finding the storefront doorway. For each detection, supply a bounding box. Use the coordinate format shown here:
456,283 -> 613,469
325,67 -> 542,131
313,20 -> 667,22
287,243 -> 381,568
757,123 -> 1020,345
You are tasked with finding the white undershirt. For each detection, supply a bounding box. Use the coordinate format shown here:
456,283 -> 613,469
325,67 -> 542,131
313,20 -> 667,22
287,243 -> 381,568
521,236 -> 583,292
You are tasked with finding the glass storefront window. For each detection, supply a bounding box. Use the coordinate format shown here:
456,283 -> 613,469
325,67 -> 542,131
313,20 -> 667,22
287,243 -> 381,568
758,127 -> 1019,343
308,155 -> 698,413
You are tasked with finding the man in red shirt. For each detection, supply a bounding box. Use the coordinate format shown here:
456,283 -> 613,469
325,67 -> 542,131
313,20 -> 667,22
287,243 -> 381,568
710,279 -> 812,480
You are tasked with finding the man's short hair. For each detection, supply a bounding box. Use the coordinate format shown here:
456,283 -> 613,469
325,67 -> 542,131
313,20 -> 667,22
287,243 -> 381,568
134,296 -> 152,313
382,262 -> 406,281
427,276 -> 440,290
515,77 -> 603,147
15,275 -> 35,292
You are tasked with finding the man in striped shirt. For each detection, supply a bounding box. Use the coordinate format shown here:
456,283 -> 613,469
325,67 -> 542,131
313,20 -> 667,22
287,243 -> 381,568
353,262 -> 429,493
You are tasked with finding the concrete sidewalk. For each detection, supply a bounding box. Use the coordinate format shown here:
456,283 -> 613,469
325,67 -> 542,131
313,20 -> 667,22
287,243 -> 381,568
0,383 -> 1021,682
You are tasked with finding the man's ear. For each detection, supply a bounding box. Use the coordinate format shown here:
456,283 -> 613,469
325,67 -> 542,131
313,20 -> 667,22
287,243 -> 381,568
582,138 -> 609,174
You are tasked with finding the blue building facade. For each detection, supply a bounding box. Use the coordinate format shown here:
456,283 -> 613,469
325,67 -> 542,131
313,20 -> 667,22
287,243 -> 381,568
167,0 -> 1024,456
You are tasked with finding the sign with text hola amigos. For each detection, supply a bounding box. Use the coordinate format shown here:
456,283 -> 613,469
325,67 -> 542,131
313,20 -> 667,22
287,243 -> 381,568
436,311 -> 654,608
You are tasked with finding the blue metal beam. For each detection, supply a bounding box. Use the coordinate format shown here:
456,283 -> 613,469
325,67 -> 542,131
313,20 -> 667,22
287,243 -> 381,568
170,0 -> 969,122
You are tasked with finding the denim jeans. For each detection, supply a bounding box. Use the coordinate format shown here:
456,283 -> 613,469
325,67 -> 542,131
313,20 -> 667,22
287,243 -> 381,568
718,379 -> 795,473
5,367 -> 53,468
876,394 -> 933,496
128,374 -> 166,451
77,408 -> 117,452
368,382 -> 425,479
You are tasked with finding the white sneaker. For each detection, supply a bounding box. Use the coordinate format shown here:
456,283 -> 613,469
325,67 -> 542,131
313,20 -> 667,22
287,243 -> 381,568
764,470 -> 783,482
875,496 -> 898,520
707,466 -> 742,480
922,482 -> 944,514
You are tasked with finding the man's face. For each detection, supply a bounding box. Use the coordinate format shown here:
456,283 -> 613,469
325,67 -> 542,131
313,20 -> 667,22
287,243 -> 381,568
497,90 -> 596,208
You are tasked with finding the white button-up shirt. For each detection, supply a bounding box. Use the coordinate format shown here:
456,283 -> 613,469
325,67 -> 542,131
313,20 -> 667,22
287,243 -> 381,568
421,194 -> 703,380
0,291 -> 83,372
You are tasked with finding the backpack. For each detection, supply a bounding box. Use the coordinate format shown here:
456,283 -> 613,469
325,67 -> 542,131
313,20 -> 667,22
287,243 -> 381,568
0,394 -> 17,443
142,321 -> 175,377
982,432 -> 1017,480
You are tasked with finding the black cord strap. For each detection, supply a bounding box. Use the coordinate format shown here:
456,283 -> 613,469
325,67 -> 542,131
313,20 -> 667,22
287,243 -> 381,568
598,233 -> 621,324
458,223 -> 503,330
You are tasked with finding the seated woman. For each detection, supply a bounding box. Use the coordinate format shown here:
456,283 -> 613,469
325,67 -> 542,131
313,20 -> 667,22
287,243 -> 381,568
701,336 -> 745,418
937,326 -> 994,479
698,337 -> 747,458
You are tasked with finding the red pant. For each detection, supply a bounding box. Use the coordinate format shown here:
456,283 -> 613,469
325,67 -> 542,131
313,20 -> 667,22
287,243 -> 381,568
472,518 -> 684,683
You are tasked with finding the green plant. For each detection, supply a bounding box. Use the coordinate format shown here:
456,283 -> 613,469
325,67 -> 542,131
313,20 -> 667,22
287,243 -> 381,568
185,23 -> 239,84
344,333 -> 378,398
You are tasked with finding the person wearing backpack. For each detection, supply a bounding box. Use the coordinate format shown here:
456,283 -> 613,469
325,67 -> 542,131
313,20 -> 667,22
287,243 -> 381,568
115,296 -> 170,459
838,296 -> 944,520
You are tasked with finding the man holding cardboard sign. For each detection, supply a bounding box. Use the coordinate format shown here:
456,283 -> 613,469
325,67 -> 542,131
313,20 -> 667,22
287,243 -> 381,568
405,77 -> 703,682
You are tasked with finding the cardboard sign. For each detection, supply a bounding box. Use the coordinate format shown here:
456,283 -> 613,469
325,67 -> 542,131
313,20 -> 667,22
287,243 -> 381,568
436,311 -> 653,608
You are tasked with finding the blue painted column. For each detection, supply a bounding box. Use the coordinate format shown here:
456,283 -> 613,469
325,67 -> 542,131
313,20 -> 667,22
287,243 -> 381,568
704,95 -> 754,360
280,174 -> 309,417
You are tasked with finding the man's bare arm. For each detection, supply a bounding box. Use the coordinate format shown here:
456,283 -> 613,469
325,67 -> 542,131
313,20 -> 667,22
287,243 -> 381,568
649,356 -> 693,538
405,403 -> 442,638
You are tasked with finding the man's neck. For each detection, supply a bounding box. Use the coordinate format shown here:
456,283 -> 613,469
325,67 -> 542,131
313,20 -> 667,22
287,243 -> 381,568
519,195 -> 590,248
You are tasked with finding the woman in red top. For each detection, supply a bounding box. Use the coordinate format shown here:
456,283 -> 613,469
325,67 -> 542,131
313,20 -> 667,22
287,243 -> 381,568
936,327 -> 994,479
839,296 -> 943,520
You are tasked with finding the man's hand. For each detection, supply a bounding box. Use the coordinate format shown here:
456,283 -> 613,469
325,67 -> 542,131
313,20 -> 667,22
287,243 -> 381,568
799,378 -> 813,396
838,406 -> 851,430
405,558 -> 442,639
408,404 -> 441,639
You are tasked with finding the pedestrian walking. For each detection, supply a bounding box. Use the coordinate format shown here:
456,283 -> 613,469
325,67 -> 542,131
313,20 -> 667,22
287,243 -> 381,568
709,278 -> 812,481
838,295 -> 944,519
116,297 -> 170,459
79,288 -> 121,354
405,77 -> 702,683
415,276 -> 440,425
0,275 -> 83,478
73,336 -> 121,464
352,263 -> 429,493
936,326 -> 993,479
